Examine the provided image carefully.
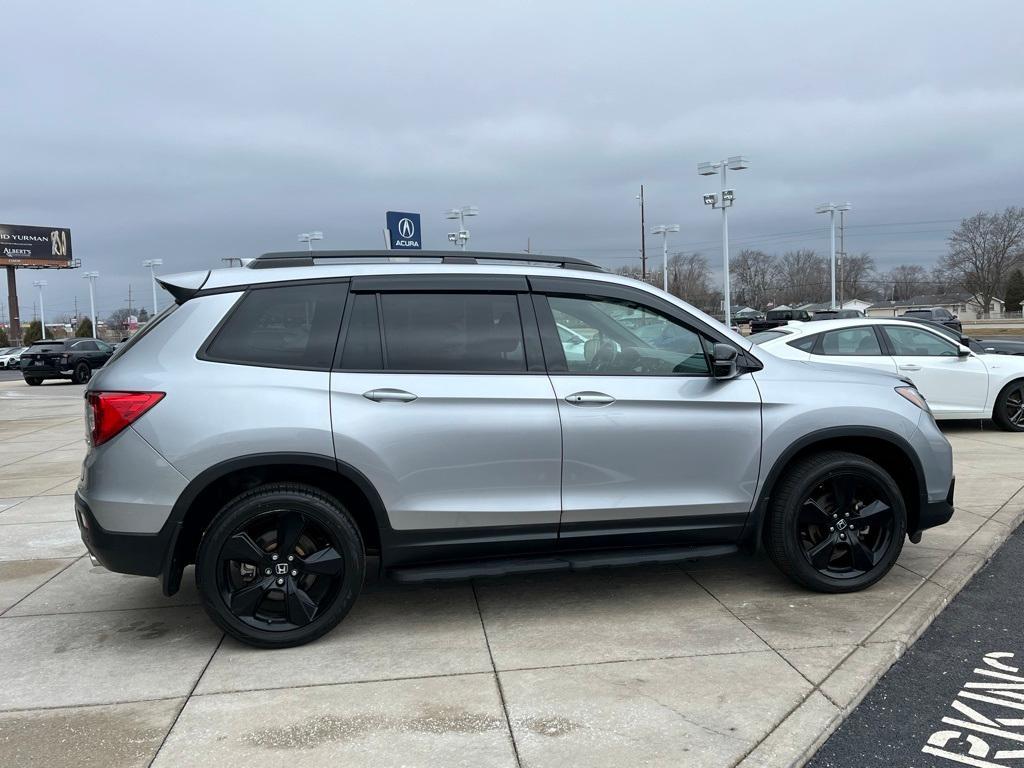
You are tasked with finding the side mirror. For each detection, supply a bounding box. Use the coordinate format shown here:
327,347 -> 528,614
957,345 -> 971,358
713,343 -> 740,380
959,335 -> 971,347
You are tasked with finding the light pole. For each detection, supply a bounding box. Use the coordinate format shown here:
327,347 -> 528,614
651,224 -> 680,293
33,280 -> 47,339
637,186 -> 647,279
815,202 -> 851,309
699,156 -> 750,327
83,271 -> 99,338
446,206 -> 478,250
142,259 -> 163,318
297,231 -> 323,252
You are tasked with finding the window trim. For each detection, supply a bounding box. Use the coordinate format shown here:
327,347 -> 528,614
534,289 -> 716,378
198,280 -> 350,372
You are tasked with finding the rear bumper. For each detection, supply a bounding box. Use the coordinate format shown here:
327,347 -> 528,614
20,366 -> 69,378
916,476 -> 955,533
75,492 -> 170,577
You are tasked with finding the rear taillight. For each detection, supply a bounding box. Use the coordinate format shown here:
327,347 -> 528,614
87,391 -> 165,446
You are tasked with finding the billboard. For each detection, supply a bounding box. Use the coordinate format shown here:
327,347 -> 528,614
0,224 -> 73,268
385,211 -> 422,250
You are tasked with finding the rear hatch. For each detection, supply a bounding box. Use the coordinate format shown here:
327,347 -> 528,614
20,341 -> 68,369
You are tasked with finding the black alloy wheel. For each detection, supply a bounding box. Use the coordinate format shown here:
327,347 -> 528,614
196,483 -> 364,648
767,451 -> 907,593
216,509 -> 346,631
994,381 -> 1024,432
73,362 -> 91,384
797,472 -> 896,580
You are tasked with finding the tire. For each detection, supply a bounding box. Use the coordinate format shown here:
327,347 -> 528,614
71,362 -> 92,385
195,482 -> 365,648
24,377 -> 42,386
992,380 -> 1024,432
766,451 -> 906,593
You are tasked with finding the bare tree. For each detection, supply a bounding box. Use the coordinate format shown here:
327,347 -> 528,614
777,249 -> 828,305
730,249 -> 778,310
929,265 -> 956,295
667,252 -> 717,311
838,252 -> 875,301
883,264 -> 929,301
941,207 -> 1024,317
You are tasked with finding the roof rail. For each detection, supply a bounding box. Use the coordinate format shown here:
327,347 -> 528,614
247,250 -> 604,272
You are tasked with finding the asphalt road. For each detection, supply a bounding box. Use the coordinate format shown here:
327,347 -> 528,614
0,370 -> 23,382
808,520 -> 1024,768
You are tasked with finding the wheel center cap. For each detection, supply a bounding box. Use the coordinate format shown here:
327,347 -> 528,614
274,563 -> 289,575
835,519 -> 848,531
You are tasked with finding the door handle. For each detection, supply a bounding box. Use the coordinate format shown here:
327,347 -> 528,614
565,391 -> 615,406
363,388 -> 418,403
898,365 -> 922,372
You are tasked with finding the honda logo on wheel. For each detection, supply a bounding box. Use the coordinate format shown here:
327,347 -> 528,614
386,211 -> 422,250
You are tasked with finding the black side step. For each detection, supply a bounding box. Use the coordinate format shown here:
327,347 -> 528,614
388,544 -> 738,583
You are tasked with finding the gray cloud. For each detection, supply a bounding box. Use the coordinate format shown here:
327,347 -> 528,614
2,0 -> 1022,320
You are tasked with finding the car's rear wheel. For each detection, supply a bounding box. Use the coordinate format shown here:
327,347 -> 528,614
24,377 -> 42,386
993,380 -> 1024,432
195,482 -> 364,648
767,451 -> 906,593
72,362 -> 92,384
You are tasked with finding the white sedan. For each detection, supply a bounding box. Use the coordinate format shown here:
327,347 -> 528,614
753,318 -> 1024,431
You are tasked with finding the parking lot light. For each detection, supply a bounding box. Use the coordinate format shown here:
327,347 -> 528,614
142,259 -> 163,318
446,206 -> 478,251
651,224 -> 680,292
83,271 -> 99,338
816,203 -> 851,309
297,231 -> 323,253
698,156 -> 750,327
32,280 -> 47,339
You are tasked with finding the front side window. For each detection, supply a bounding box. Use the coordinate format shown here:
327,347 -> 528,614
205,283 -> 346,369
882,326 -> 958,357
378,292 -> 526,372
817,327 -> 882,356
547,295 -> 709,375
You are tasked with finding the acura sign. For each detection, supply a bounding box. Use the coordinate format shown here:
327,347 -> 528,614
385,211 -> 421,250
0,224 -> 73,267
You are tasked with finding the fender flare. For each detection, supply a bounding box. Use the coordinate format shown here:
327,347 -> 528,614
160,452 -> 392,595
741,426 -> 927,551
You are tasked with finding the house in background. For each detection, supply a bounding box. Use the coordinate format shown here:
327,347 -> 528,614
866,293 -> 1005,320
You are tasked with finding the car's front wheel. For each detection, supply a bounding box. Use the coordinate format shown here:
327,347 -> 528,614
767,451 -> 906,593
195,482 -> 365,648
24,377 -> 42,386
993,380 -> 1024,432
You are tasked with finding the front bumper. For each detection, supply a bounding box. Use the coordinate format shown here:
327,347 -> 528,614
75,492 -> 170,577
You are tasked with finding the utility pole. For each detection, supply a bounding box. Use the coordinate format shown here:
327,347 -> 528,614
638,185 -> 647,279
127,285 -> 133,321
815,202 -> 851,310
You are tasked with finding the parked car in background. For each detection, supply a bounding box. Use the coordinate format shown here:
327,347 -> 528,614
809,309 -> 865,321
733,312 -> 765,327
0,346 -> 28,368
979,338 -> 1024,356
76,250 -> 955,648
749,308 -> 813,333
900,307 -> 962,334
19,338 -> 114,385
755,317 -> 1024,430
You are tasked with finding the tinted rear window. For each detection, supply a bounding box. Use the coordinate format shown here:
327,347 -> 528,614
749,330 -> 789,344
378,292 -> 526,372
205,283 -> 346,369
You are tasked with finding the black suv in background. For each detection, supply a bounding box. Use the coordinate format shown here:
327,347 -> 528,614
20,338 -> 114,385
749,308 -> 812,333
901,307 -> 962,333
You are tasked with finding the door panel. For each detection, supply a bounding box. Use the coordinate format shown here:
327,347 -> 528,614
880,325 -> 989,415
550,375 -> 761,533
330,373 -> 562,531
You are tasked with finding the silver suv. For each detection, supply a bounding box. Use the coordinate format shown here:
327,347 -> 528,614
76,251 -> 955,648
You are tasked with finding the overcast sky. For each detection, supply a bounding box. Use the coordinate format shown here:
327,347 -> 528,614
2,0 -> 1023,322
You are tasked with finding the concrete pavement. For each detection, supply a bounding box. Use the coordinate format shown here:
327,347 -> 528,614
1,379 -> 1022,767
